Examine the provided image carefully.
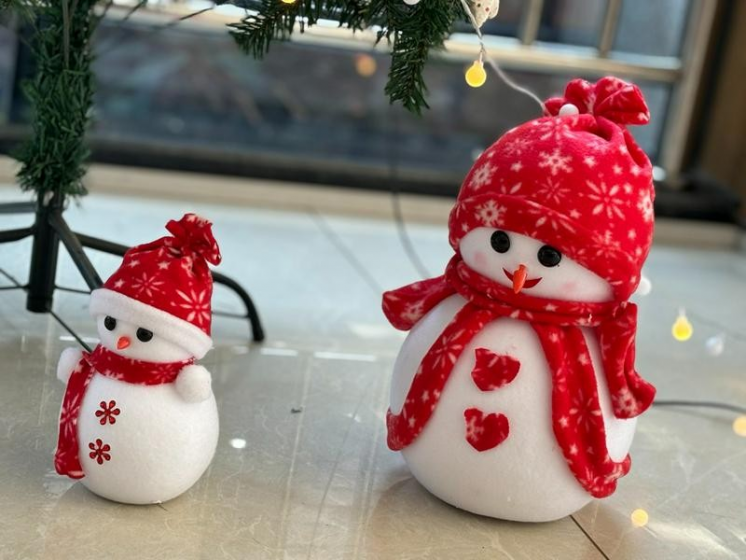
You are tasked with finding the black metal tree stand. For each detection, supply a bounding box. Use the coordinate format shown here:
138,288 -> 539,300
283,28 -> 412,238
0,191 -> 265,343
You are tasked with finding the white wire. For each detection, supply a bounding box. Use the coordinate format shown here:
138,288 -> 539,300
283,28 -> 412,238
456,0 -> 545,113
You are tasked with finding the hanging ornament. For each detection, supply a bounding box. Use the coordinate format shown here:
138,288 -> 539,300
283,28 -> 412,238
465,60 -> 487,88
403,0 -> 421,5
472,0 -> 499,28
671,309 -> 693,342
704,333 -> 725,356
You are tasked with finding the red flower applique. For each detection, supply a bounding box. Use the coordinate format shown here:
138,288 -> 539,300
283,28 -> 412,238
88,439 -> 112,465
95,400 -> 121,425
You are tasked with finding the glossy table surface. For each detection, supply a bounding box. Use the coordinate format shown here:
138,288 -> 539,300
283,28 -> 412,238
0,187 -> 744,560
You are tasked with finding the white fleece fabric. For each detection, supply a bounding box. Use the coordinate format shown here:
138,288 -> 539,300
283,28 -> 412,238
390,294 -> 637,522
76,371 -> 219,505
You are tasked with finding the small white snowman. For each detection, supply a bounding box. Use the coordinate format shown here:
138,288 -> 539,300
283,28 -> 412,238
383,78 -> 658,522
54,213 -> 222,505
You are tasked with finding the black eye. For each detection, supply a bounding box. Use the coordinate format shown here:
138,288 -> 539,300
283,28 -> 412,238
490,231 -> 510,254
104,316 -> 116,331
538,245 -> 562,267
136,328 -> 153,343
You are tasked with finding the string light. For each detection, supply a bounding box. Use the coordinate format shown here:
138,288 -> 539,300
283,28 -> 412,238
354,54 -> 377,77
281,0 -> 297,4
630,509 -> 649,527
733,416 -> 746,437
456,0 -> 543,108
705,333 -> 725,357
465,58 -> 487,88
229,438 -> 247,449
672,309 -> 693,342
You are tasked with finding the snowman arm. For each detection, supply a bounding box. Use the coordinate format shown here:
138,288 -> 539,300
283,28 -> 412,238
56,347 -> 84,385
174,364 -> 213,403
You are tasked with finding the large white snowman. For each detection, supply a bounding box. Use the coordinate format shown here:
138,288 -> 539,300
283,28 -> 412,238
54,213 -> 221,505
383,78 -> 658,522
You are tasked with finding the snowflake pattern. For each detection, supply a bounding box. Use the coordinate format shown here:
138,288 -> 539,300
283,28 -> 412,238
537,118 -> 573,142
538,149 -> 573,176
499,135 -> 531,158
174,288 -> 211,328
401,303 -> 425,324
536,177 -> 571,206
611,387 -> 640,417
95,400 -> 121,425
586,180 -> 627,219
474,200 -> 505,227
637,189 -> 654,223
129,273 -> 165,298
469,162 -> 495,190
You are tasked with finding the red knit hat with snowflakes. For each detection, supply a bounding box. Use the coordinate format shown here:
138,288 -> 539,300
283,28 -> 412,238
89,213 -> 221,359
449,77 -> 655,301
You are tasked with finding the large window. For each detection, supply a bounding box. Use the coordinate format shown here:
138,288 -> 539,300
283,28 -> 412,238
0,0 -> 716,195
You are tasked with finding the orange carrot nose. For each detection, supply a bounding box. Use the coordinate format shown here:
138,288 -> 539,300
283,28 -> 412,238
116,336 -> 131,350
512,264 -> 528,294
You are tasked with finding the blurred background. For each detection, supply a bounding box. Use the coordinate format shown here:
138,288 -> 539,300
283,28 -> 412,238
0,0 -> 743,220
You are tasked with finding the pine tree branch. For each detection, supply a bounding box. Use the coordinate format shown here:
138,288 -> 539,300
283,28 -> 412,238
228,0 -> 300,58
227,0 -> 465,114
16,0 -> 98,198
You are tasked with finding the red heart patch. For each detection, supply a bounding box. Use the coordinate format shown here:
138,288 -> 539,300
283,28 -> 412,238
464,408 -> 510,452
471,348 -> 520,392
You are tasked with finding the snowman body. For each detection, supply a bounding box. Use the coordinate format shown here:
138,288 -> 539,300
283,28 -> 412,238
390,293 -> 637,522
77,371 -> 218,505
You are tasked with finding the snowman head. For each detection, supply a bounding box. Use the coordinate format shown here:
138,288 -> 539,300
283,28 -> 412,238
95,313 -> 193,363
459,228 -> 613,302
448,78 -> 656,303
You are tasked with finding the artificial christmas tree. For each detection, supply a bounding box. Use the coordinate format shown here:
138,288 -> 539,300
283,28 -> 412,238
0,0 -> 264,342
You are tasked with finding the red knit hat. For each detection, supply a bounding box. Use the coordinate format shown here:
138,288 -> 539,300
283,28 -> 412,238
448,77 -> 655,301
89,213 -> 222,359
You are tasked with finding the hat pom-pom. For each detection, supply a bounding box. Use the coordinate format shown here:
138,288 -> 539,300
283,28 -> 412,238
544,77 -> 650,127
166,213 -> 222,266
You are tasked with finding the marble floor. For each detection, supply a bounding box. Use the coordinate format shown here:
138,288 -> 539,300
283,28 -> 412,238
0,184 -> 745,560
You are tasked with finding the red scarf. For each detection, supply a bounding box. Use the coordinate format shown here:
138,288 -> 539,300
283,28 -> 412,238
54,345 -> 193,479
382,257 -> 655,498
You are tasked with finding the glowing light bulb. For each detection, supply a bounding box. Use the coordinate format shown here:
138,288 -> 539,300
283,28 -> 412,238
630,508 -> 649,528
354,54 -> 377,77
403,0 -> 421,5
733,416 -> 746,437
229,438 -> 247,449
465,61 -> 487,88
705,333 -> 725,356
281,0 -> 296,4
671,310 -> 693,342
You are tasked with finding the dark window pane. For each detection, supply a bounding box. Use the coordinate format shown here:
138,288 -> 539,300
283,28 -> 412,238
536,0 -> 606,47
86,21 -> 667,190
614,0 -> 691,57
